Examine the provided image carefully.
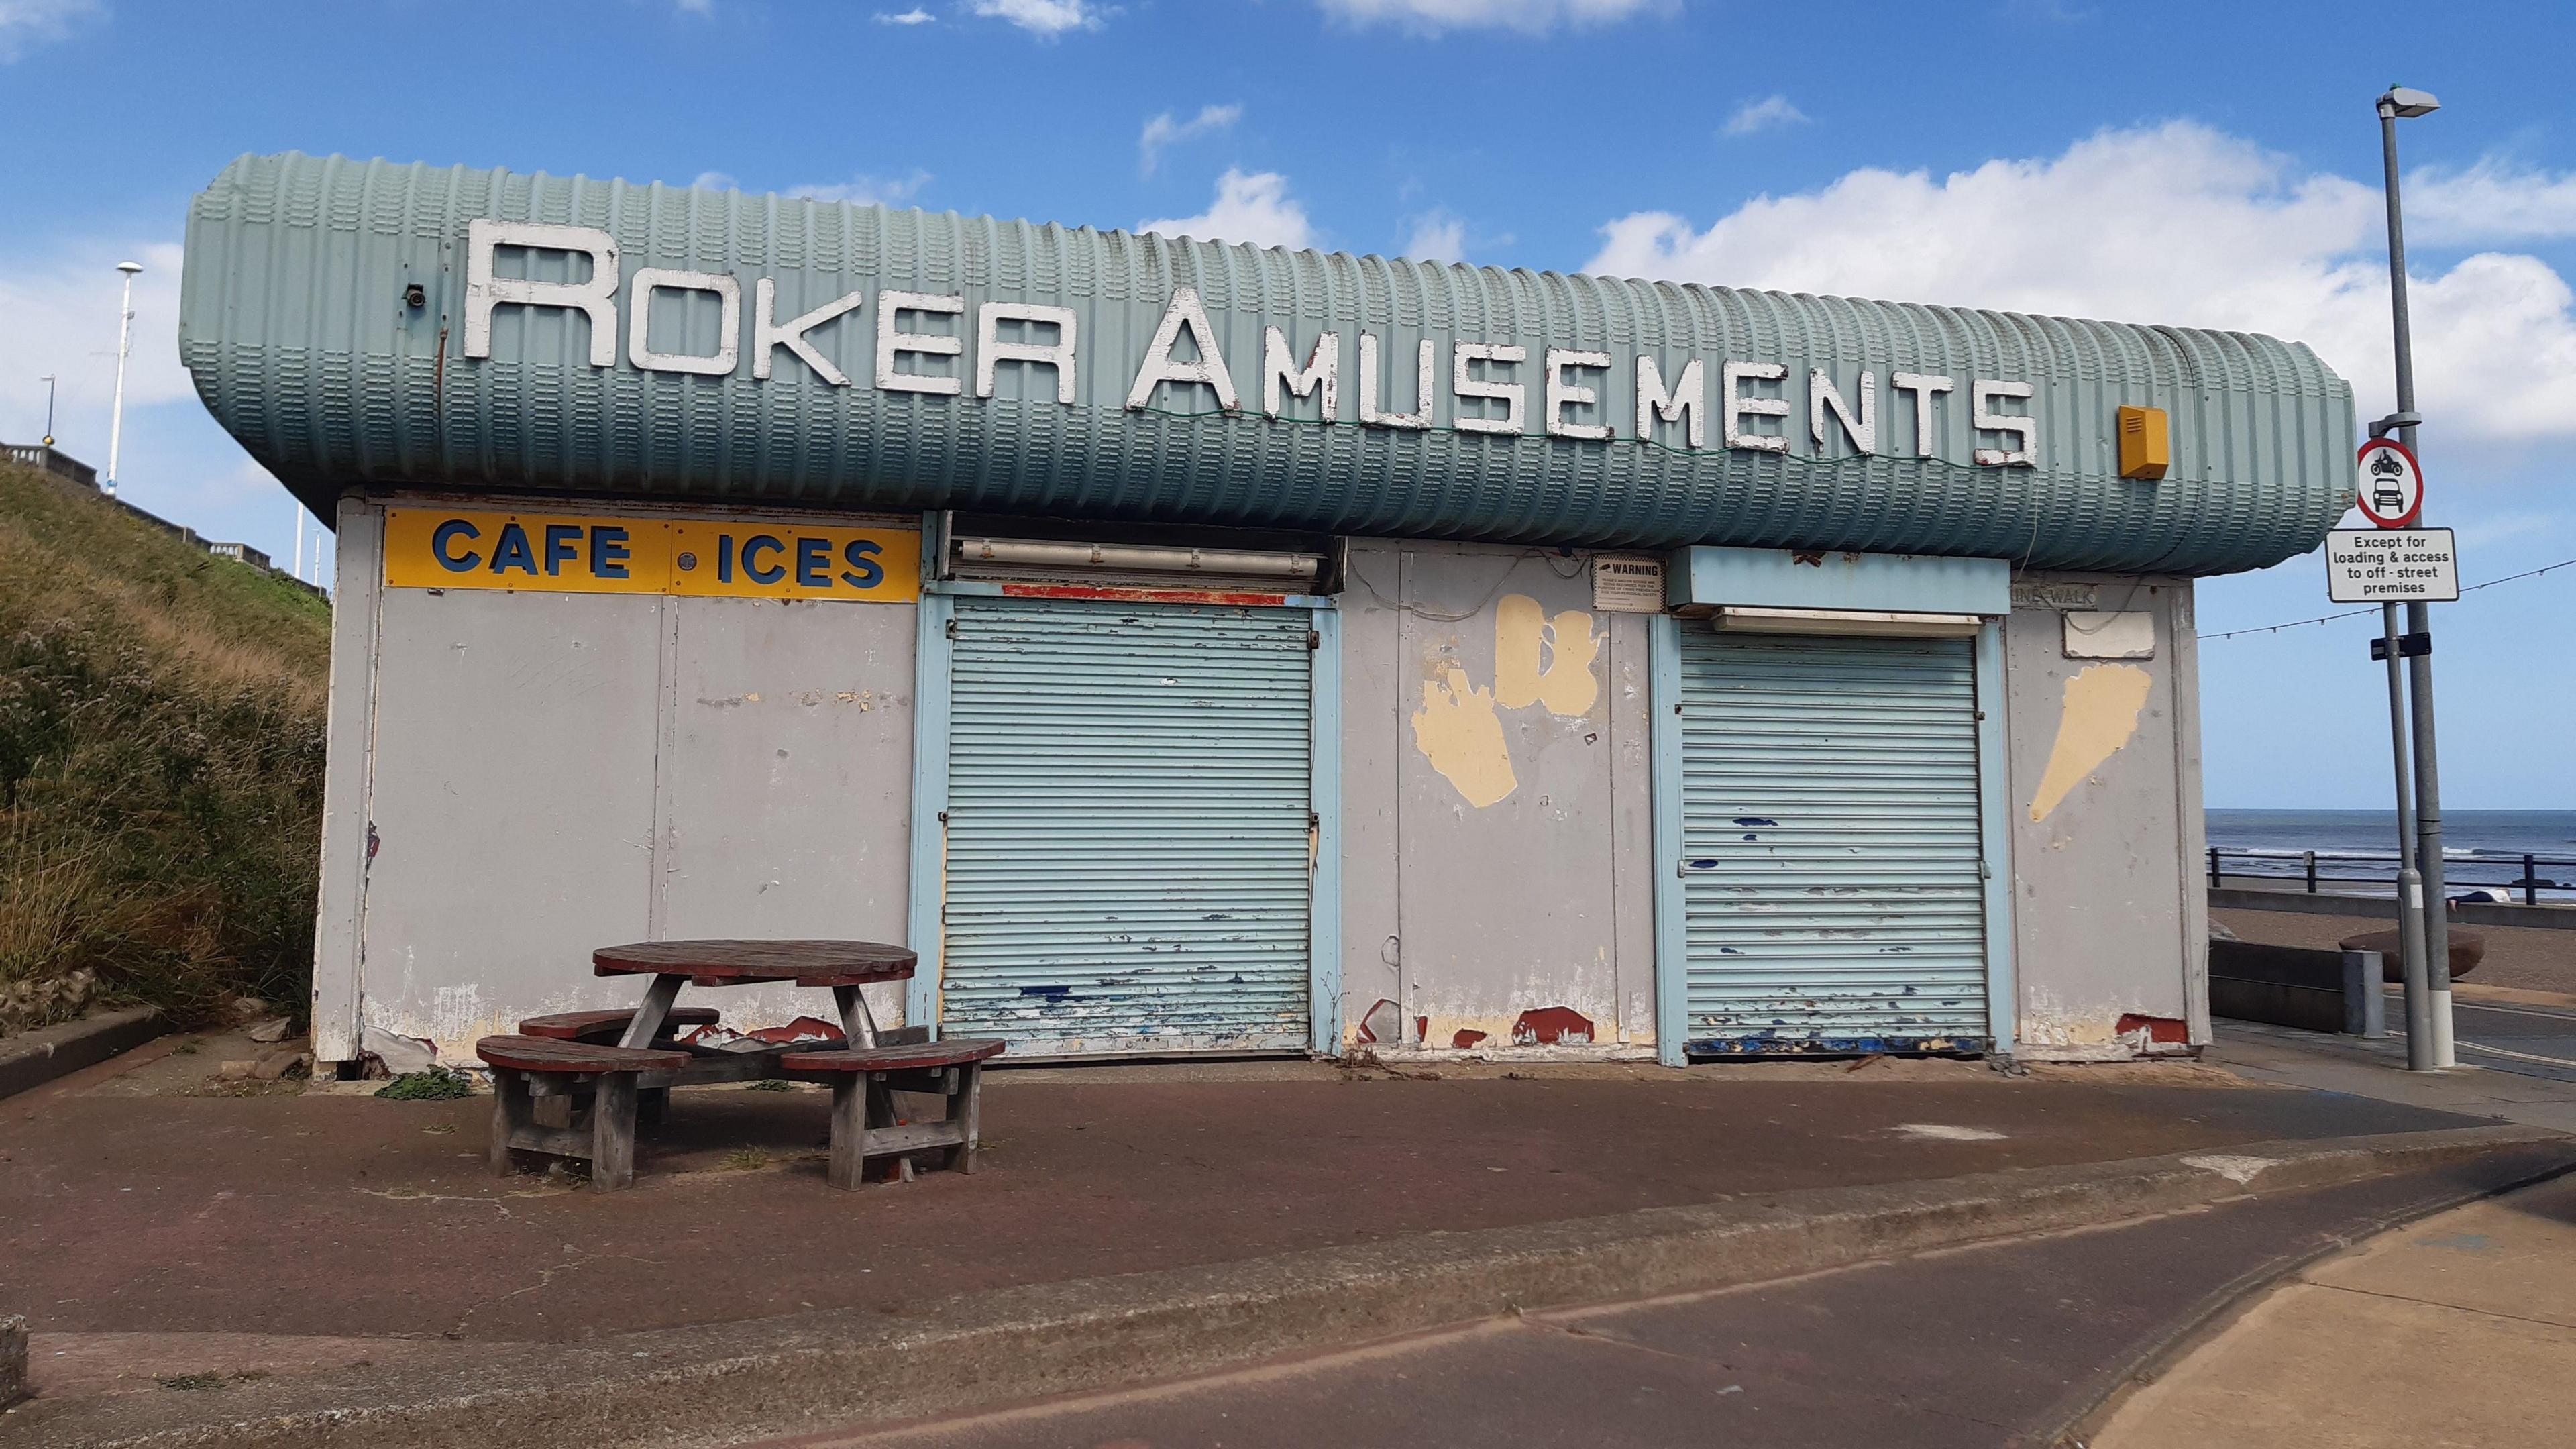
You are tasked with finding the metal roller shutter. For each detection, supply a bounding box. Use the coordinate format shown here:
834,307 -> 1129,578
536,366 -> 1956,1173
943,598 -> 1315,1057
1677,630 -> 1990,1053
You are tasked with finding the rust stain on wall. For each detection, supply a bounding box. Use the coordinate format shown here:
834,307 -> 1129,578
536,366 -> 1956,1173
1511,1007 -> 1594,1046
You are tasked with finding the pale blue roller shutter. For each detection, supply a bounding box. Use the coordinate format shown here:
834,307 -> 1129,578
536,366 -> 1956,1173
943,598 -> 1314,1056
1677,631 -> 1990,1053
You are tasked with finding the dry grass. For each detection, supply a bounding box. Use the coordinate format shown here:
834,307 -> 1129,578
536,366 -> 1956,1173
0,460 -> 331,1032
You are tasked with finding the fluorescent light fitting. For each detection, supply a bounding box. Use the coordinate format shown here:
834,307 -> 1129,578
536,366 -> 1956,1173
1713,606 -> 1985,639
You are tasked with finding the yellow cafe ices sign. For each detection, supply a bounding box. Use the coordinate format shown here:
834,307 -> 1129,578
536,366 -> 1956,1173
382,507 -> 921,603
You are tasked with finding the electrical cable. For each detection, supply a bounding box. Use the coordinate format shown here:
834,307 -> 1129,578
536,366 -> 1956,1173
2198,554 -> 2576,641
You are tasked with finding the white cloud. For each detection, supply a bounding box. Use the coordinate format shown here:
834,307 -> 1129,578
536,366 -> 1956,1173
1401,211 -> 1468,264
674,0 -> 713,14
2406,159 -> 2576,247
787,170 -> 932,208
875,6 -> 935,21
1721,95 -> 1807,138
1140,170 -> 1314,251
1585,121 -> 2576,448
0,0 -> 99,61
969,0 -> 1101,36
0,240 -> 191,451
1315,0 -> 1672,35
688,170 -> 737,191
1138,103 -> 1242,176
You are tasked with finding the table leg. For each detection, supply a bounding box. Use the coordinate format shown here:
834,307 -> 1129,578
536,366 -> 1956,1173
618,973 -> 685,1049
592,1072 -> 639,1191
830,984 -> 881,1049
490,1067 -> 531,1176
826,1079 -> 866,1191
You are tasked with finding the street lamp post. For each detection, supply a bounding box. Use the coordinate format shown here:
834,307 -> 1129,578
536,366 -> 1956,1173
105,260 -> 142,497
2376,85 -> 2453,1071
40,374 -> 58,446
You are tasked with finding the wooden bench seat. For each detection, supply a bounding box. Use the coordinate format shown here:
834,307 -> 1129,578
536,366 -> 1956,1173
517,1007 -> 721,1043
782,1038 -> 1005,1188
475,1035 -> 691,1190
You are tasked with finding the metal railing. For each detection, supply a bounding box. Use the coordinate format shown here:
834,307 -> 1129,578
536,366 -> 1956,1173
2208,847 -> 2576,905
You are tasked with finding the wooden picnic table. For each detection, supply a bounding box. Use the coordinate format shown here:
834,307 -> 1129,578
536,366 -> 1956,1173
482,939 -> 998,1192
592,939 -> 917,1083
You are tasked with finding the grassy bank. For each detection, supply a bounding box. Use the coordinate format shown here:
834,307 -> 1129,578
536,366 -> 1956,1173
0,460 -> 331,1032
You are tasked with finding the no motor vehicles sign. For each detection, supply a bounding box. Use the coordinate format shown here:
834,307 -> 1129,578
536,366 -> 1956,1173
2326,528 -> 2459,603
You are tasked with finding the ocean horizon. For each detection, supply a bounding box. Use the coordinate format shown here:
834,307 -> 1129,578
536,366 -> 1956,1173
2205,808 -> 2576,899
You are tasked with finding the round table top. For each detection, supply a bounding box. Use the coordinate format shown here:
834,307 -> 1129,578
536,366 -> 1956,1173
593,939 -> 917,988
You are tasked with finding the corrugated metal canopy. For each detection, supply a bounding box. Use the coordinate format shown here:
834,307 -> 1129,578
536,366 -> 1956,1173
179,152 -> 2356,575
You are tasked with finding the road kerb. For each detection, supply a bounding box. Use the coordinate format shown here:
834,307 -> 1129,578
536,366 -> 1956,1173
12,1123 -> 2570,1449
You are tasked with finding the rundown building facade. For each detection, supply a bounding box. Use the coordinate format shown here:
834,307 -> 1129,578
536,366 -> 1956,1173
177,153 -> 2354,1072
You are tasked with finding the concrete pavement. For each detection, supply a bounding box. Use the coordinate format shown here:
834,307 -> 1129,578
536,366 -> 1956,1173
759,1162 -> 2568,1449
9,1024 -> 2573,1446
2090,1169 -> 2576,1449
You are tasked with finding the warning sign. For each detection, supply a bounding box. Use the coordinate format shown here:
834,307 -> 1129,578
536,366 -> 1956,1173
1591,555 -> 1666,613
2325,528 -> 2459,603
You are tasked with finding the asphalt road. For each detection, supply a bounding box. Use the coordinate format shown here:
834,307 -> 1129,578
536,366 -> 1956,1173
2407,993 -> 2576,1083
771,1166 -> 2534,1449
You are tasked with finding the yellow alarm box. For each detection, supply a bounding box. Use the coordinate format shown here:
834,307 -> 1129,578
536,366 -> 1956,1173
2117,405 -> 2170,480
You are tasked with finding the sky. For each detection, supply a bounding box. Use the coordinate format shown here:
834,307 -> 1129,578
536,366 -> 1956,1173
1,0 -> 2571,810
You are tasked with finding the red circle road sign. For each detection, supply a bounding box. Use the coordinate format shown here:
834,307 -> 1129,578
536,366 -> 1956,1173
2355,439 -> 2424,528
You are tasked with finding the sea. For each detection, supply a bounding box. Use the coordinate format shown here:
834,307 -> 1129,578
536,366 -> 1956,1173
2206,808 -> 2576,902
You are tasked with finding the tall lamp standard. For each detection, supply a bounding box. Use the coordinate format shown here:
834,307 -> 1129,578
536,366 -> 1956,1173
2374,85 -> 2454,1070
105,260 -> 142,498
40,374 -> 58,446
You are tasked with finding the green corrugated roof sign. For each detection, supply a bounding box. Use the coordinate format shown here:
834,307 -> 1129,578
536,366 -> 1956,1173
180,152 -> 2357,575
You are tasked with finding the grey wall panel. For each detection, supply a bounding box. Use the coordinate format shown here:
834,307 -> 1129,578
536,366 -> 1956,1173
1388,546 -> 1640,1051
654,595 -> 916,1034
358,588 -> 665,1057
1338,542 -> 1406,1044
1605,610 -> 1658,1051
311,496 -> 385,1063
2004,576 -> 2195,1051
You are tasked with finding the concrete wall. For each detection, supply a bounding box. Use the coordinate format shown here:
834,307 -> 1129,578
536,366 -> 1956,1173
2001,575 -> 2205,1058
313,494 -> 916,1066
1340,541 -> 1658,1057
311,494 -> 2205,1069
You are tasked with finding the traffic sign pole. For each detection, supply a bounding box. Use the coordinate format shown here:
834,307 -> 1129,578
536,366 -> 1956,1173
2381,600 -> 2432,1062
2378,88 -> 2453,1070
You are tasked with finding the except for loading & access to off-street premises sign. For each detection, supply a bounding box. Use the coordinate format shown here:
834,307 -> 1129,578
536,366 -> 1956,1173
2326,528 -> 2459,604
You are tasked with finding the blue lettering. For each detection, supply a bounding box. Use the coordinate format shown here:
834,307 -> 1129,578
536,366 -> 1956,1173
716,533 -> 734,583
840,539 -> 884,589
742,534 -> 786,585
796,536 -> 830,588
590,526 -> 631,579
431,519 -> 480,572
490,523 -> 539,575
543,524 -> 581,576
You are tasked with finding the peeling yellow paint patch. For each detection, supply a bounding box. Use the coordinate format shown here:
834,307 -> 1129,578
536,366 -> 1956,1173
2028,663 -> 2154,822
1493,594 -> 1601,716
1412,665 -> 1517,807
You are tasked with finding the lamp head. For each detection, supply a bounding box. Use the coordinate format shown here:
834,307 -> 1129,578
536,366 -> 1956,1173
2379,86 -> 2440,119
115,260 -> 142,274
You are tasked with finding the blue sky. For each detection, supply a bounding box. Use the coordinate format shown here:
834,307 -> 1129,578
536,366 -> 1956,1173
2,0 -> 2571,810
